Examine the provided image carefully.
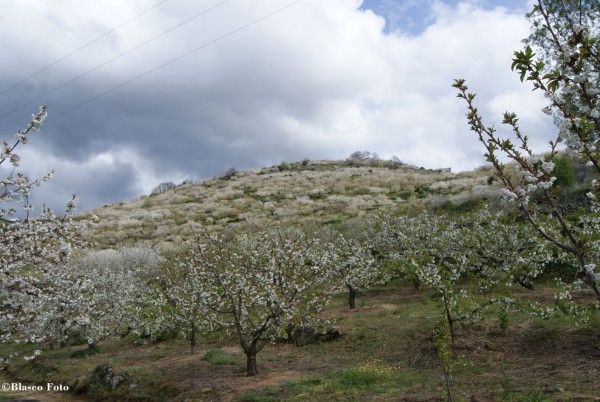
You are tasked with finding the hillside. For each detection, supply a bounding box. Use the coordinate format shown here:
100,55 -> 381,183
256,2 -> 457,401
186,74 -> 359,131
78,158 -> 500,247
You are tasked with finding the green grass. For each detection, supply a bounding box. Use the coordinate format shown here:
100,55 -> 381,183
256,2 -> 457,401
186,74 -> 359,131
452,356 -> 486,375
522,389 -> 554,402
70,346 -> 101,358
248,363 -> 435,401
202,348 -> 237,365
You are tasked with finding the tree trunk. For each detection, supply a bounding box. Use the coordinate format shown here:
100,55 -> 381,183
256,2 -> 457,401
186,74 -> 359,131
191,320 -> 196,355
347,284 -> 357,309
88,342 -> 96,350
59,321 -> 67,348
582,260 -> 600,303
246,343 -> 258,376
442,358 -> 453,402
442,292 -> 455,342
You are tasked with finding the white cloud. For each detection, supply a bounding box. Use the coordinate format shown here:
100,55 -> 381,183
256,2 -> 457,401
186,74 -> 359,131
0,0 -> 557,211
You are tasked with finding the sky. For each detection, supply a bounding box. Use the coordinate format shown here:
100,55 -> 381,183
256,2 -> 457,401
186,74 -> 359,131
0,0 -> 555,213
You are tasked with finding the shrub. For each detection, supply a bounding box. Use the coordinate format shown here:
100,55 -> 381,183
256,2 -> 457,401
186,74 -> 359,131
151,182 -> 176,195
220,167 -> 237,180
278,161 -> 291,171
551,156 -> 575,189
70,347 -> 101,358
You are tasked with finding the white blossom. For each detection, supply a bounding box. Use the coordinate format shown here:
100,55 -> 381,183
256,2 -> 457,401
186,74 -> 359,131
1,107 -> 84,353
541,161 -> 555,173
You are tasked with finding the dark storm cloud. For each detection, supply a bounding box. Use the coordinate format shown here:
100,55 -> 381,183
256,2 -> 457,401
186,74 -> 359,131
24,150 -> 140,213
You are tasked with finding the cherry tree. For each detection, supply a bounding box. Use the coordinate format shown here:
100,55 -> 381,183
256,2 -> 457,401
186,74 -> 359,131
182,228 -> 341,376
53,247 -> 165,349
453,0 -> 600,305
156,258 -> 218,355
371,213 -> 467,337
459,208 -> 559,329
1,107 -> 80,351
320,227 -> 387,309
374,209 -> 552,337
403,213 -> 472,339
336,235 -> 384,309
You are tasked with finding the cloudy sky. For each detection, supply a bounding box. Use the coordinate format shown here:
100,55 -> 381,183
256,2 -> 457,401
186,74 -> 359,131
0,0 -> 556,213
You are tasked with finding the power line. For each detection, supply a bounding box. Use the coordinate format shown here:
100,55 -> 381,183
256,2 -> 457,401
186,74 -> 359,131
0,0 -> 234,121
47,0 -> 306,122
0,0 -> 171,97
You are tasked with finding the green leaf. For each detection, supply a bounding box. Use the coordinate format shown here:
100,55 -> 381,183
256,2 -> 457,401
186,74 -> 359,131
520,71 -> 526,82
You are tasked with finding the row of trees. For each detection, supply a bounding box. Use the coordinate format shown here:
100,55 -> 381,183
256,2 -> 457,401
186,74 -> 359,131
1,222 -> 392,375
445,1 -> 600,396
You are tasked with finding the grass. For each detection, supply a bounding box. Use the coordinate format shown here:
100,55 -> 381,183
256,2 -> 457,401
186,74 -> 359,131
243,363 -> 435,401
2,286 -> 600,401
69,346 -> 101,358
202,348 -> 237,365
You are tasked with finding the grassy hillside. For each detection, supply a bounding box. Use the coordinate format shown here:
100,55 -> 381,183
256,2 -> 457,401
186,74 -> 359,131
78,158 -> 500,248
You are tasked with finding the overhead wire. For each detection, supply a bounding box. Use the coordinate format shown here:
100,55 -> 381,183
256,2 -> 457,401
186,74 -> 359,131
0,0 -> 171,97
0,0 -> 234,121
47,0 -> 306,122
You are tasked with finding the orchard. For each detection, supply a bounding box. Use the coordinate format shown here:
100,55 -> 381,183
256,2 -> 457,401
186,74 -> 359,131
0,0 -> 598,400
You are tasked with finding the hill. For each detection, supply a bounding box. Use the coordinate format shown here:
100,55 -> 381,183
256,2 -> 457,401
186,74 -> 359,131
78,158 -> 500,248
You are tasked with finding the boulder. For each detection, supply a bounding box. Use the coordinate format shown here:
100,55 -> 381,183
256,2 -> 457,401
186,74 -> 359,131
92,363 -> 129,390
285,325 -> 342,346
323,326 -> 342,341
289,325 -> 319,346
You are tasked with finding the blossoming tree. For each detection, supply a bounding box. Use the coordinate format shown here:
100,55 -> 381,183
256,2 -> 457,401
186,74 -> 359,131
157,256 -> 218,355
62,247 -> 165,349
453,0 -> 600,305
182,228 -> 342,376
320,227 -> 388,309
1,107 -> 80,351
374,209 -> 554,337
375,212 -> 474,339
